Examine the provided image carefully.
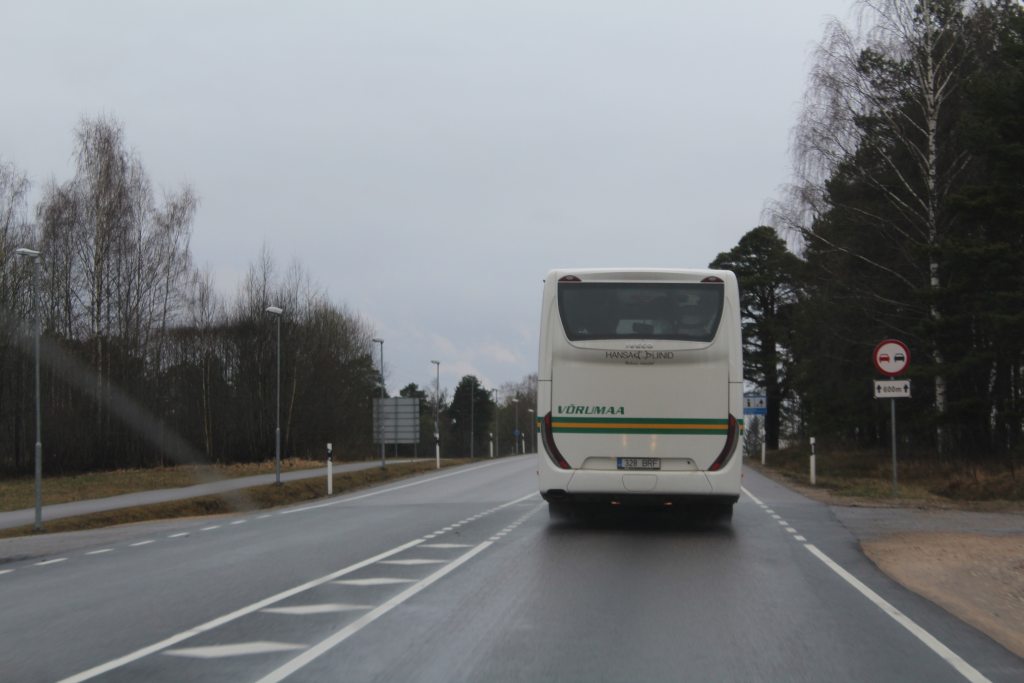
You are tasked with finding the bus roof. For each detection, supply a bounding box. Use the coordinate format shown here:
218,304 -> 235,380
544,268 -> 735,283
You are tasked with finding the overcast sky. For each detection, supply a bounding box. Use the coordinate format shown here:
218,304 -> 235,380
2,0 -> 852,397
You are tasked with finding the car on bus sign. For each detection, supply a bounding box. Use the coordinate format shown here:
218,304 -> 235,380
873,339 -> 910,377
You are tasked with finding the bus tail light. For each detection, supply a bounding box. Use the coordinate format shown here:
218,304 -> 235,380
708,414 -> 739,472
542,412 -> 571,470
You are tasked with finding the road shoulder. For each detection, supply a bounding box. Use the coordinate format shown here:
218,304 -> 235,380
746,459 -> 1024,659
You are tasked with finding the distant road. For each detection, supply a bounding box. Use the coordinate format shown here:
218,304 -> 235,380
0,456 -> 1020,682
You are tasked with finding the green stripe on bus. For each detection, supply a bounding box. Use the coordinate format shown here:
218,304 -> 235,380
551,417 -> 728,425
550,417 -> 729,435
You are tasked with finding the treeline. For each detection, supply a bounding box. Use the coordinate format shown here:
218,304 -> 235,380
397,372 -> 538,459
716,0 -> 1024,468
0,116 -> 381,474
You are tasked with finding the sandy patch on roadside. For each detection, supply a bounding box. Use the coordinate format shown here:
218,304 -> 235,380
862,532 -> 1024,658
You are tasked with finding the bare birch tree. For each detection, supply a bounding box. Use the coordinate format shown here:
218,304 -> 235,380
774,0 -> 976,453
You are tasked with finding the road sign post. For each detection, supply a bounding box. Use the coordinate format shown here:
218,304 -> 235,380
873,339 -> 911,496
744,394 -> 767,463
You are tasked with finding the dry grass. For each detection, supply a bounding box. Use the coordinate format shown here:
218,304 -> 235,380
0,458 -> 325,512
0,459 -> 471,538
749,448 -> 1024,510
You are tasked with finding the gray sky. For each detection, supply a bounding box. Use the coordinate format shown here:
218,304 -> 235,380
1,0 -> 851,397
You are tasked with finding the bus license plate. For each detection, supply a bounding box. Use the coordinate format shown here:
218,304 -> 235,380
617,457 -> 661,471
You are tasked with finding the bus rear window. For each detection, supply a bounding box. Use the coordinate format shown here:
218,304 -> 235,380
557,282 -> 724,342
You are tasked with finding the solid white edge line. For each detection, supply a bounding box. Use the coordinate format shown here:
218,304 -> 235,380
280,460 -> 509,514
56,538 -> 424,683
803,543 -> 991,683
255,542 -> 492,683
740,486 -> 764,506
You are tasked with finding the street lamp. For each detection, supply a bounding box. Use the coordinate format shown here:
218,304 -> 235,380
431,360 -> 440,469
265,306 -> 283,485
372,338 -> 384,468
527,408 -> 535,454
469,376 -> 476,459
17,247 -> 42,531
512,397 -> 520,455
492,388 -> 498,458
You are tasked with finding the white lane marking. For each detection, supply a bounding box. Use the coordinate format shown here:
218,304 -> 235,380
230,520 -> 246,526
804,544 -> 991,682
86,549 -> 113,556
168,532 -> 188,538
200,525 -> 220,531
786,527 -> 797,534
262,604 -> 372,616
281,460 -> 508,515
164,642 -> 305,659
741,486 -> 765,506
35,558 -> 67,566
772,514 -> 782,519
777,520 -> 788,526
0,569 -> 13,576
380,559 -> 446,566
57,538 -> 424,683
744,486 -> 990,682
334,577 -> 416,587
257,514 -> 272,519
421,543 -> 471,549
130,540 -> 154,547
255,542 -> 491,683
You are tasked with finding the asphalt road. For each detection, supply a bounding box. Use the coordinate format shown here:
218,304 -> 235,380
1,455 -> 1021,682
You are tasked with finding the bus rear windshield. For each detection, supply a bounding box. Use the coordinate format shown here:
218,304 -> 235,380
558,282 -> 724,342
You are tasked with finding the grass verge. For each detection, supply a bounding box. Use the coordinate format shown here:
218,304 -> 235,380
0,459 -> 472,539
0,458 -> 326,512
747,448 -> 1024,511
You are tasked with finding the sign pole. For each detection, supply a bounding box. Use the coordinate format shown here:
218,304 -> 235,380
891,396 -> 898,496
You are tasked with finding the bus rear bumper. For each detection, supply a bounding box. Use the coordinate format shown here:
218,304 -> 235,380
538,465 -> 740,502
540,489 -> 739,507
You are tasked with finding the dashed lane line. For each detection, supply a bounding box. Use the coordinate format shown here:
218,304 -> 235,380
165,642 -> 305,659
55,491 -> 540,683
254,542 -> 492,683
56,538 -> 425,683
262,604 -> 372,616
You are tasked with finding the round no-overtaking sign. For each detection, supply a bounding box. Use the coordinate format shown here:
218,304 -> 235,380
873,339 -> 910,377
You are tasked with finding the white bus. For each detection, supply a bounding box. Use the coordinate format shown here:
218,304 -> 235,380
536,268 -> 743,522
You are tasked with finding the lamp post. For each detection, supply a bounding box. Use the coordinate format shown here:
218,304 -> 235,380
492,388 -> 498,458
527,408 -> 535,454
469,377 -> 475,459
372,338 -> 384,468
17,247 -> 42,531
265,306 -> 283,485
512,397 -> 520,454
431,360 -> 440,469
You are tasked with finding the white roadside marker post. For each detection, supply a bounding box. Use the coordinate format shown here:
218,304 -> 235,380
326,443 -> 333,496
810,436 -> 816,486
